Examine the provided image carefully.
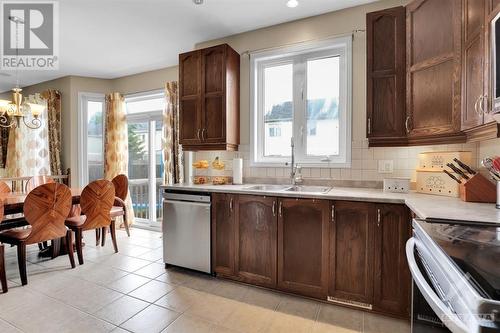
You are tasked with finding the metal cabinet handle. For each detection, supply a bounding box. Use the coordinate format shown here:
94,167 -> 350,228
474,95 -> 482,115
480,94 -> 488,115
377,208 -> 381,227
405,116 -> 411,134
331,205 -> 335,223
196,128 -> 201,141
272,201 -> 276,216
229,198 -> 233,212
367,118 -> 371,135
201,128 -> 206,141
278,201 -> 282,217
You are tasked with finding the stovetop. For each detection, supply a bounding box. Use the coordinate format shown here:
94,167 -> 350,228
416,220 -> 500,301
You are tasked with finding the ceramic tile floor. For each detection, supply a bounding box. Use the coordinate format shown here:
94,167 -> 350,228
0,228 -> 410,333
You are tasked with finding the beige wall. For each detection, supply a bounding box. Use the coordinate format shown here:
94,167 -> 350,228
111,66 -> 178,95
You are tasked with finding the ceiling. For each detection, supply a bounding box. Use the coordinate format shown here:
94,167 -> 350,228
0,0 -> 377,92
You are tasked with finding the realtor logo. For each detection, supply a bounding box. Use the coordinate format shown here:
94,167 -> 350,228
1,1 -> 59,70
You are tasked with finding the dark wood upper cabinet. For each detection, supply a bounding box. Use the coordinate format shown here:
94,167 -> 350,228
366,6 -> 407,147
373,204 -> 411,317
329,201 -> 375,306
179,44 -> 240,151
277,198 -> 330,299
235,195 -> 277,288
406,0 -> 463,141
211,193 -> 236,277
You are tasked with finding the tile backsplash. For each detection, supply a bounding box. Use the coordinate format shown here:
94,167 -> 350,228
192,140 -> 479,183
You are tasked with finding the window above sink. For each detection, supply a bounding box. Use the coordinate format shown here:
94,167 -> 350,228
249,36 -> 352,168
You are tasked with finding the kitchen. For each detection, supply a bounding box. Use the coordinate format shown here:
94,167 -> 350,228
0,0 -> 499,332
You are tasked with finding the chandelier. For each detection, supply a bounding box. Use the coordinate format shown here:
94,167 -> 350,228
0,16 -> 44,129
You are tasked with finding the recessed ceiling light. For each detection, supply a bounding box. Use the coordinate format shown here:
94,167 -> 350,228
193,0 -> 204,4
286,0 -> 299,8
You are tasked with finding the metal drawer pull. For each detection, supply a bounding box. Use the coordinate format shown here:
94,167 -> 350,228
202,128 -> 206,141
278,201 -> 282,217
367,118 -> 371,135
331,205 -> 335,223
405,116 -> 411,134
377,208 -> 381,227
229,198 -> 233,212
474,95 -> 482,115
272,201 -> 276,216
196,128 -> 201,141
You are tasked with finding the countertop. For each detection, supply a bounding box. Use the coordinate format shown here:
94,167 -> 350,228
161,183 -> 500,225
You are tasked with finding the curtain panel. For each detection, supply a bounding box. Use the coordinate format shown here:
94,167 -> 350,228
41,89 -> 62,175
163,81 -> 183,185
104,92 -> 135,226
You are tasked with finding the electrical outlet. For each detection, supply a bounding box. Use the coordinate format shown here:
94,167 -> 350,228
378,160 -> 393,174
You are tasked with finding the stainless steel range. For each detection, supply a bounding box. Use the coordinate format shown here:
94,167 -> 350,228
406,219 -> 500,333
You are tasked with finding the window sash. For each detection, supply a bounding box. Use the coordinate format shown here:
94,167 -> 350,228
250,36 -> 352,168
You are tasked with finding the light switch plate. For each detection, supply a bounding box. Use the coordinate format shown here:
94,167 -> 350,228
378,160 -> 393,174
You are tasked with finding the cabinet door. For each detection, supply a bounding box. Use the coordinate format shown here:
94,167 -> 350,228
235,195 -> 277,288
406,0 -> 462,137
490,0 -> 500,13
211,193 -> 235,277
179,50 -> 202,145
373,204 -> 411,317
329,201 -> 375,306
366,6 -> 406,143
277,198 -> 329,299
462,0 -> 486,130
201,45 -> 226,143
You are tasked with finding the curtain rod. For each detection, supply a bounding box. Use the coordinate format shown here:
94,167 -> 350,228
240,29 -> 365,56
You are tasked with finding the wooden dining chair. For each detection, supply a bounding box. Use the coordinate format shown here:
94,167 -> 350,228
0,181 -> 11,194
0,183 -> 75,285
65,179 -> 116,265
96,174 -> 130,246
0,199 -> 7,293
25,176 -> 55,193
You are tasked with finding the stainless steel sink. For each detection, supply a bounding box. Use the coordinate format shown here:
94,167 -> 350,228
284,185 -> 332,194
244,185 -> 292,191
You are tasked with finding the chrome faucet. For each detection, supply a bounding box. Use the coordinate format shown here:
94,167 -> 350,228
286,138 -> 303,185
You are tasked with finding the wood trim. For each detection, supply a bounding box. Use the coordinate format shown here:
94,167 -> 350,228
182,143 -> 239,151
463,121 -> 500,141
407,131 -> 466,145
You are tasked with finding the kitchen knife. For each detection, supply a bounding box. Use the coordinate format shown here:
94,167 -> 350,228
443,169 -> 462,184
453,158 -> 476,175
446,163 -> 470,180
493,156 -> 500,173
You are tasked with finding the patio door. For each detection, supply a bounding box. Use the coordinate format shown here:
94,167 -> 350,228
125,91 -> 164,229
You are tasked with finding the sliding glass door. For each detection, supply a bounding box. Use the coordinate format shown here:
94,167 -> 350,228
126,92 -> 164,229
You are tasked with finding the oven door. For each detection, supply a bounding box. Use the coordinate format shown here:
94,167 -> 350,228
406,238 -> 469,333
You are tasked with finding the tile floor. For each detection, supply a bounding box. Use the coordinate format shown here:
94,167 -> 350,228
0,228 -> 410,333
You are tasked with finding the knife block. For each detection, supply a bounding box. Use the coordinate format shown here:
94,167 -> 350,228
459,173 -> 497,203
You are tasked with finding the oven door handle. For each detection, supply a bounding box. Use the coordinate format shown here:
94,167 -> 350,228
406,238 -> 469,333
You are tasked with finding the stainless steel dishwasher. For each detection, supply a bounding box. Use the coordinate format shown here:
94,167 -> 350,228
162,191 -> 211,273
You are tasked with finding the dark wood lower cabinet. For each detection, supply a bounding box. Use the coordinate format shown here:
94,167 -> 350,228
277,198 -> 330,299
211,193 -> 411,319
373,204 -> 411,317
235,195 -> 277,288
329,201 -> 375,306
211,193 -> 235,277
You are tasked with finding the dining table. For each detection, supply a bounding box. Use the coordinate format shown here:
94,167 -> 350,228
0,188 -> 83,257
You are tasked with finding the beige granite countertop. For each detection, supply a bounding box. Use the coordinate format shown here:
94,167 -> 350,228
161,183 -> 500,225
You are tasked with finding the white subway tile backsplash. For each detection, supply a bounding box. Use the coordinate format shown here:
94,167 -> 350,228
191,142 -> 479,182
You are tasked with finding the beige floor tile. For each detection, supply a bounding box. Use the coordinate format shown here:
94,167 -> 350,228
155,269 -> 195,285
134,262 -> 167,279
182,273 -> 220,293
118,245 -> 152,257
240,287 -> 282,310
137,248 -> 164,262
154,286 -> 206,313
111,328 -> 130,333
62,314 -> 116,333
102,254 -> 151,272
128,280 -> 176,303
220,303 -> 274,333
262,312 -> 315,333
70,264 -> 129,286
0,319 -> 22,333
316,304 -> 363,332
94,295 -> 150,325
212,326 -> 241,333
121,304 -> 180,333
185,294 -> 238,324
363,313 -> 410,333
276,295 -> 320,320
110,273 -> 151,294
162,314 -> 214,333
210,280 -> 249,301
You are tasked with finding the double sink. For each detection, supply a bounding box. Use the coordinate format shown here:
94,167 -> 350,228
244,184 -> 332,194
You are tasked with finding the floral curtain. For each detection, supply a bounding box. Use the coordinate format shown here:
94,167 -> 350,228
41,89 -> 62,175
163,81 -> 183,184
104,92 -> 135,226
5,94 -> 50,183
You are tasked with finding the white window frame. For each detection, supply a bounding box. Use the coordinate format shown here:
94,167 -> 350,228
250,36 -> 352,168
78,92 -> 105,187
125,90 -> 164,228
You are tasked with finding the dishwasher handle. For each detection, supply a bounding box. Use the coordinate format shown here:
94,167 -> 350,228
164,199 -> 211,208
